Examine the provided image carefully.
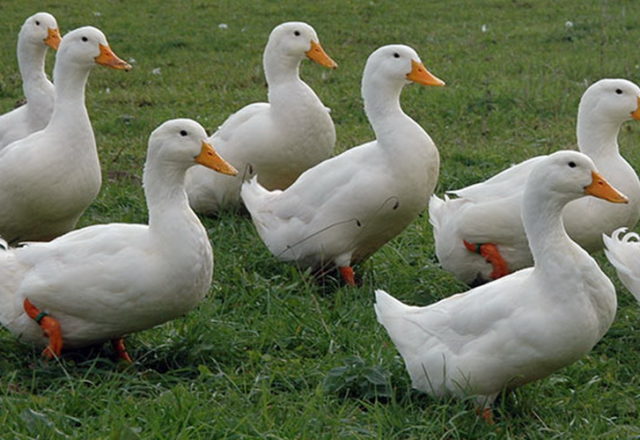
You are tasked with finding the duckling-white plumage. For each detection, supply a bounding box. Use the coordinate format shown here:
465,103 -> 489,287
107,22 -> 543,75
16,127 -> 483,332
376,151 -> 625,415
0,26 -> 130,243
0,119 -> 237,358
604,227 -> 640,303
241,44 -> 444,283
430,79 -> 640,285
185,22 -> 337,215
0,12 -> 61,149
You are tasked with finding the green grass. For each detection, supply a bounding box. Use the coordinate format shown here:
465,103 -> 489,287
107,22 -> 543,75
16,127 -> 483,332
2,0 -> 640,438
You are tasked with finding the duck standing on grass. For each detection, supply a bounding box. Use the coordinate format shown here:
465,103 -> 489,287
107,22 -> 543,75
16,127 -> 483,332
0,119 -> 237,362
375,151 -> 626,423
186,21 -> 337,215
0,12 -> 61,149
241,44 -> 444,285
0,26 -> 131,244
430,79 -> 640,285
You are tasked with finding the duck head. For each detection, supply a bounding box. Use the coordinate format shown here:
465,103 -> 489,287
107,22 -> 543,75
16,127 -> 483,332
148,119 -> 238,176
57,26 -> 131,71
266,21 -> 337,69
528,150 -> 628,204
21,12 -> 61,50
363,44 -> 444,92
580,78 -> 640,123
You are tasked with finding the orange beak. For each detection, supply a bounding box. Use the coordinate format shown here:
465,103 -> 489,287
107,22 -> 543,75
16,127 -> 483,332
44,27 -> 61,50
95,44 -> 132,71
584,171 -> 628,203
406,59 -> 445,86
631,96 -> 640,120
195,141 -> 238,176
305,40 -> 338,69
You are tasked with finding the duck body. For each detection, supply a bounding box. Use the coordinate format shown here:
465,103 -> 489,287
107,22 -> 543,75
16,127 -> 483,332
430,79 -> 640,284
0,221 -> 211,348
0,119 -> 237,353
0,26 -> 130,243
244,119 -> 437,268
375,264 -> 612,400
0,105 -> 100,242
376,151 -> 622,407
0,12 -> 61,149
242,45 -> 444,274
186,22 -> 336,215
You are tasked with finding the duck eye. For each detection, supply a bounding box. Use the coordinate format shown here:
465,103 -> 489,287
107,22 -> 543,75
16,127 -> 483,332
568,161 -> 576,168
180,130 -> 188,137
293,30 -> 300,36
82,36 -> 88,42
393,52 -> 400,58
616,89 -> 623,95
35,20 -> 40,26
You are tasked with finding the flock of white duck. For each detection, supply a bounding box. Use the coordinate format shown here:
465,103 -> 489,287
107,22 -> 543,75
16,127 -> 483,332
2,12 -> 640,421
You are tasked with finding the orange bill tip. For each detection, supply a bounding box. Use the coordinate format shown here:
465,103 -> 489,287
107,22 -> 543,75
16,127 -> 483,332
44,27 -> 61,50
585,171 -> 628,204
195,141 -> 238,176
95,44 -> 132,71
406,59 -> 445,86
305,40 -> 338,69
631,96 -> 640,121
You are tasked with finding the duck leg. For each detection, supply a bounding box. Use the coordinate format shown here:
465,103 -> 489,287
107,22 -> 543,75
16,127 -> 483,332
463,240 -> 509,280
111,338 -> 133,363
339,266 -> 357,286
23,298 -> 63,359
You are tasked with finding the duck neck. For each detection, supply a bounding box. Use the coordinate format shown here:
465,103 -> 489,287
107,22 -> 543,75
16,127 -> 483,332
145,161 -> 197,236
264,48 -> 303,95
523,188 -> 577,272
48,59 -> 92,128
17,38 -> 51,99
363,78 -> 407,140
576,108 -> 622,159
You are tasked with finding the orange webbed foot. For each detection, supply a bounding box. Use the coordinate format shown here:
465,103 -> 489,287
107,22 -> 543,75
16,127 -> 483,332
476,407 -> 495,424
463,240 -> 510,280
339,266 -> 357,286
111,338 -> 133,363
23,298 -> 63,359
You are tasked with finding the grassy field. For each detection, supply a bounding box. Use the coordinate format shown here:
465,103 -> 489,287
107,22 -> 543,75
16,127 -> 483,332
2,0 -> 640,438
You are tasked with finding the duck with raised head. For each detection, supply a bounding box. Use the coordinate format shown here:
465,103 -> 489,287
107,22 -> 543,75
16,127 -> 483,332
430,79 -> 640,285
376,150 -> 626,422
0,119 -> 237,361
241,44 -> 444,285
0,26 -> 131,244
0,12 -> 61,149
186,21 -> 337,215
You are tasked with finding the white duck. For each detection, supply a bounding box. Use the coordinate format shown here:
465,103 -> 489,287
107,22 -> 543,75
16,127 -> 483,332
603,227 -> 640,303
186,21 -> 337,215
241,44 -> 444,285
430,79 -> 640,285
0,26 -> 131,244
0,119 -> 237,360
375,151 -> 626,422
0,12 -> 61,149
